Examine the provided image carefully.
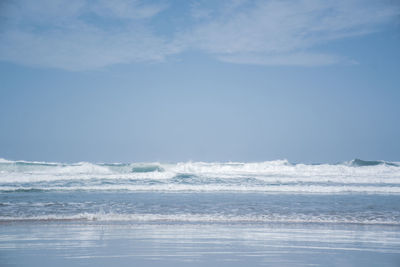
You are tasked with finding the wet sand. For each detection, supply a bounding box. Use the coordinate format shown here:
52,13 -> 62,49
1,222 -> 399,266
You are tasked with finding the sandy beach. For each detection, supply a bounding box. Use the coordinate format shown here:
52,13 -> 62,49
1,221 -> 399,266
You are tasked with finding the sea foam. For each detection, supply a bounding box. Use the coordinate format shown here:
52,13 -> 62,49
1,158 -> 400,193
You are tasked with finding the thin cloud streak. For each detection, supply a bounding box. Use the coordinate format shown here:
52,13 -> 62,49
183,0 -> 400,66
218,52 -> 347,67
0,0 -> 398,70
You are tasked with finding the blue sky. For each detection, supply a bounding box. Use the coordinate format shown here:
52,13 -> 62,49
0,0 -> 399,163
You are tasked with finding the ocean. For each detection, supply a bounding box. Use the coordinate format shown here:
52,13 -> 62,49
1,158 -> 400,266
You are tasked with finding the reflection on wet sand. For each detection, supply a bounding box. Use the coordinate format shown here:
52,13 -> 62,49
1,222 -> 399,266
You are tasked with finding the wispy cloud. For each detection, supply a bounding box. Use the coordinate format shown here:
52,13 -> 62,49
0,0 -> 172,70
183,0 -> 400,66
91,0 -> 167,20
0,0 -> 398,70
218,52 -> 347,66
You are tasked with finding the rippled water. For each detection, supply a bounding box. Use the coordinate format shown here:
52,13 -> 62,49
1,158 -> 400,266
1,158 -> 400,224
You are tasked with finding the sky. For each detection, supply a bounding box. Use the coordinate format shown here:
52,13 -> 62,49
0,0 -> 399,163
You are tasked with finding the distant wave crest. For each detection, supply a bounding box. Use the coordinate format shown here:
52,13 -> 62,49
347,158 -> 399,167
1,158 -> 399,194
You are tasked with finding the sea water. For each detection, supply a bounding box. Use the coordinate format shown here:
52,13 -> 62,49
0,158 -> 400,266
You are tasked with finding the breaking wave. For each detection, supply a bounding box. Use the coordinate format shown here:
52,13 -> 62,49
1,158 -> 399,226
0,158 -> 399,193
347,158 -> 399,167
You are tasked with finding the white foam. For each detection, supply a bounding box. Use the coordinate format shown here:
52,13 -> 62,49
0,158 -> 61,165
1,159 -> 400,188
0,158 -> 14,163
2,184 -> 400,194
168,161 -> 399,177
0,212 -> 398,225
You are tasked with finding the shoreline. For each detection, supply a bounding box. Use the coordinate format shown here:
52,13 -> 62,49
1,221 -> 400,266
